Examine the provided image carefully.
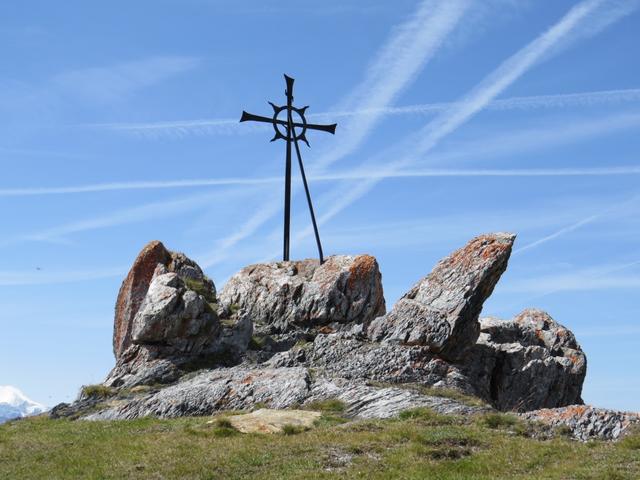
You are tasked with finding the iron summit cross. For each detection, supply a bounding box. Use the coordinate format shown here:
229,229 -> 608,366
240,74 -> 337,264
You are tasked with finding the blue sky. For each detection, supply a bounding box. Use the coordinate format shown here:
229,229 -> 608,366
1,0 -> 639,411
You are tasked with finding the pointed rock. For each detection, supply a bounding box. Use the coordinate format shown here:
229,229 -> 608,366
106,241 -> 226,388
368,233 -> 515,360
113,241 -> 217,360
113,241 -> 171,359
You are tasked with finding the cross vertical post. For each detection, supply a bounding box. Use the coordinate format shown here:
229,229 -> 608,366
283,75 -> 294,261
239,74 -> 337,263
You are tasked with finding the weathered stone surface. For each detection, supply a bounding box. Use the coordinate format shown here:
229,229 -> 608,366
113,241 -> 171,359
85,366 -> 487,421
465,309 -> 586,412
308,377 -> 489,419
106,241 -> 229,388
267,332 -> 473,393
87,367 -> 316,420
113,241 -> 217,360
130,270 -> 218,355
226,409 -> 321,434
368,233 -> 515,361
219,255 -> 385,334
103,345 -> 182,389
520,405 -> 640,441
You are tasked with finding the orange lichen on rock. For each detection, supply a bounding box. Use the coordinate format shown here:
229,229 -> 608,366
113,240 -> 171,359
348,254 -> 378,289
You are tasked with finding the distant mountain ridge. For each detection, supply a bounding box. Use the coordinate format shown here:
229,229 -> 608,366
0,385 -> 46,424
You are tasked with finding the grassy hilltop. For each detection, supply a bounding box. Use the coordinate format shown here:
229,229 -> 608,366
1,406 -> 639,480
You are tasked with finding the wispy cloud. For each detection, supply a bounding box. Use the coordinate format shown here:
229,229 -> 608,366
514,213 -> 604,254
4,165 -> 640,197
52,56 -> 200,104
1,190 -> 249,247
91,88 -> 640,138
285,0 -> 640,251
502,260 -> 640,294
196,0 -> 471,268
411,111 -> 640,168
514,194 -> 639,254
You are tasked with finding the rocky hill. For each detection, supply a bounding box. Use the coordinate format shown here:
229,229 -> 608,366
51,233 -> 639,441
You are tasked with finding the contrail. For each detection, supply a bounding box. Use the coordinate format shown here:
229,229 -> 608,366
501,259 -> 640,295
514,213 -> 604,254
4,166 -> 640,197
90,88 -> 640,137
514,194 -> 639,254
0,177 -> 282,196
197,0 -> 472,268
0,190 -> 242,248
284,0 -> 640,256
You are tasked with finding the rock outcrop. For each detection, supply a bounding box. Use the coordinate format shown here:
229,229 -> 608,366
113,241 -> 171,359
226,409 -> 322,434
219,255 -> 385,334
106,241 -> 241,389
466,310 -> 587,411
368,233 -> 514,361
521,405 -> 640,441
113,241 -> 217,360
84,366 -> 488,421
54,233 -> 634,441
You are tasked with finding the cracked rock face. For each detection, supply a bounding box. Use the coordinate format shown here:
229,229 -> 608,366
131,270 -> 218,354
219,255 -> 385,334
113,241 -> 217,360
85,366 -> 487,422
106,241 -> 231,388
466,309 -> 587,411
368,233 -> 515,362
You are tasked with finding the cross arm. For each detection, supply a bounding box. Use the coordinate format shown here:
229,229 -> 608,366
240,111 -> 337,135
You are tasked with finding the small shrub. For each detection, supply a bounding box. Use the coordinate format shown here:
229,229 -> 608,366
398,408 -> 455,425
555,424 -> 574,438
183,277 -> 216,303
417,386 -> 487,408
305,399 -> 347,413
282,424 -> 307,435
81,385 -> 115,399
313,414 -> 349,428
479,412 -> 520,430
215,418 -> 234,429
249,335 -> 267,350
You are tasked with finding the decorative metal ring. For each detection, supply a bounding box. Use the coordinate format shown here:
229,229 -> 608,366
271,104 -> 308,142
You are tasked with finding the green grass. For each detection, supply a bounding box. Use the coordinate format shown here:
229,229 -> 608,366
479,412 -> 520,429
304,398 -> 347,414
1,410 -> 639,479
183,277 -> 216,303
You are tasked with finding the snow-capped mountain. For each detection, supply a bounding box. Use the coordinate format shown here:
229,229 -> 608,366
0,386 -> 47,424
